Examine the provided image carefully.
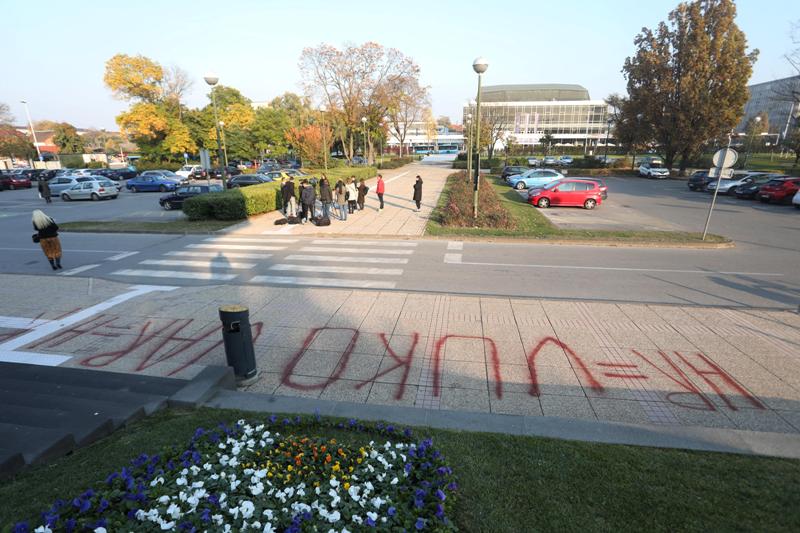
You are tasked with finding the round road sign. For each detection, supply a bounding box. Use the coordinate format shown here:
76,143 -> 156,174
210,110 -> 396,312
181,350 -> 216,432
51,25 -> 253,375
712,148 -> 738,169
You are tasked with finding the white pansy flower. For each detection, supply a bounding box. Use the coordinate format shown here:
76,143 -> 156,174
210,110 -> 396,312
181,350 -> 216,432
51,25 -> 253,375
34,527 -> 53,533
348,485 -> 361,501
166,502 -> 182,519
158,495 -> 170,504
241,500 -> 256,519
367,511 -> 378,522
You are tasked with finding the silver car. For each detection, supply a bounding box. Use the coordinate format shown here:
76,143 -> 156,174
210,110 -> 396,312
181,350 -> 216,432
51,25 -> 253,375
60,179 -> 119,201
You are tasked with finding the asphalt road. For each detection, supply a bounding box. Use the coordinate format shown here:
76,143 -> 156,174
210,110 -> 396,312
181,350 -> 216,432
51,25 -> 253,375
1,175 -> 797,309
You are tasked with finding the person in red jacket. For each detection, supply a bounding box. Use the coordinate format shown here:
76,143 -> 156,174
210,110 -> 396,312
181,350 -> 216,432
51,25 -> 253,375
376,174 -> 385,212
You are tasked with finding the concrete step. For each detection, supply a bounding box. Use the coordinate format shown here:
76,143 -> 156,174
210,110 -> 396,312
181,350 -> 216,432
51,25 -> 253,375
0,448 -> 25,479
0,362 -> 187,397
0,404 -> 114,447
0,423 -> 76,465
0,377 -> 167,416
0,387 -> 147,430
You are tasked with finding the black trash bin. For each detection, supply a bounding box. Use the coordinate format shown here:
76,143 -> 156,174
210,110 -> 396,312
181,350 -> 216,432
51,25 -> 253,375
219,305 -> 257,382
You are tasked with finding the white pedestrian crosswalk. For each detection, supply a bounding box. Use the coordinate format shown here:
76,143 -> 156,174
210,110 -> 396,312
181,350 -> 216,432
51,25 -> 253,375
109,236 -> 419,290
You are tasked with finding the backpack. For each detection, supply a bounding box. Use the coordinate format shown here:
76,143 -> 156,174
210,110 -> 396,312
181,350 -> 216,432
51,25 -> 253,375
314,216 -> 331,227
287,216 -> 301,225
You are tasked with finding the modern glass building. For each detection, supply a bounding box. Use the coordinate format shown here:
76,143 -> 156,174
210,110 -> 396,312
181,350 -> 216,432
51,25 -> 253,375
737,75 -> 800,143
462,84 -> 610,150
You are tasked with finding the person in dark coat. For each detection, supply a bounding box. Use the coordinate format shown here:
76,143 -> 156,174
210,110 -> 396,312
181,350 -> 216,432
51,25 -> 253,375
412,175 -> 423,211
357,179 -> 369,211
300,180 -> 316,223
38,178 -> 52,203
32,209 -> 62,270
318,175 -> 333,220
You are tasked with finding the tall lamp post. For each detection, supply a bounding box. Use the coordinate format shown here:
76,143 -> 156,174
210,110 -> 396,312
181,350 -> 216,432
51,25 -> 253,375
320,104 -> 328,171
361,116 -> 368,165
603,118 -> 612,165
742,115 -> 761,168
204,73 -> 227,189
20,100 -> 42,164
472,57 -> 488,220
219,120 -> 229,168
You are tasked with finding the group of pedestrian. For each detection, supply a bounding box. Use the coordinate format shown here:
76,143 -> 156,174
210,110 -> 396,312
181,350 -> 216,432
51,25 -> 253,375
279,173 -> 423,224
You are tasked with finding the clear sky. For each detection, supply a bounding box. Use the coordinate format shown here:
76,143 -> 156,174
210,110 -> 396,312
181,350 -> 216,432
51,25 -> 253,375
2,0 -> 796,130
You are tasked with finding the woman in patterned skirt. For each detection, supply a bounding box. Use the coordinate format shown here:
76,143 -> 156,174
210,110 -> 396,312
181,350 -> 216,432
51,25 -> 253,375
32,210 -> 62,270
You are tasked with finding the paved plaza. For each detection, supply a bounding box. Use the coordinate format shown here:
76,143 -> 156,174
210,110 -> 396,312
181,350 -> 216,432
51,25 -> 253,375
1,274 -> 799,435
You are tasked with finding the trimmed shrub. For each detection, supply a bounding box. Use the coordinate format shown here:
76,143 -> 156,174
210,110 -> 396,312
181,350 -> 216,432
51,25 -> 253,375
438,172 -> 516,229
377,156 -> 412,169
59,154 -> 85,168
182,194 -> 215,220
182,182 -> 281,221
86,161 -> 106,169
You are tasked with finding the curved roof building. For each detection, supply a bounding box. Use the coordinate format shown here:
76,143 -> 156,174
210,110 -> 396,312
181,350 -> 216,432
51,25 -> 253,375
481,84 -> 590,103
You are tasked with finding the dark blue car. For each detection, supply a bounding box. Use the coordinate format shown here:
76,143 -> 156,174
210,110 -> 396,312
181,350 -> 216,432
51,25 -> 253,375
126,170 -> 184,192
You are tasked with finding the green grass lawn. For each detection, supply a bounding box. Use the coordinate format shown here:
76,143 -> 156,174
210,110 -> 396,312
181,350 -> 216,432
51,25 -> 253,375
59,219 -> 236,234
1,408 -> 798,532
426,175 -> 729,244
740,153 -> 799,175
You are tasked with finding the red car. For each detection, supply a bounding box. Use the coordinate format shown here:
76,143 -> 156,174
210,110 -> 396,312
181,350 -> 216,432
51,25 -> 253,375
528,178 -> 603,209
757,177 -> 800,204
0,172 -> 32,190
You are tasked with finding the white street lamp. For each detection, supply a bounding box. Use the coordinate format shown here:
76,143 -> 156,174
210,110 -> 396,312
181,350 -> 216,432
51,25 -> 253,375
20,100 -> 42,163
471,57 -> 488,220
204,73 -> 226,187
361,116 -> 369,165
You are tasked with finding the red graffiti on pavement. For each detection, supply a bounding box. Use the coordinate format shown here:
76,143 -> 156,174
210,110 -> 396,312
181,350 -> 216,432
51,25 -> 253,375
431,335 -> 504,399
280,327 -> 358,391
526,336 -> 604,397
355,333 -> 419,400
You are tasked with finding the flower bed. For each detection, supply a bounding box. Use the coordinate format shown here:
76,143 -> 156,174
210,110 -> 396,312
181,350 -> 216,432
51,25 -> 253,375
13,416 -> 457,532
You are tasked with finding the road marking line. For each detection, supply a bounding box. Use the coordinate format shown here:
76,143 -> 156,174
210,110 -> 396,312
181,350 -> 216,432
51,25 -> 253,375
204,237 -> 298,243
0,351 -> 72,366
58,264 -> 101,276
140,259 -> 256,269
310,239 -> 417,247
300,246 -> 414,255
286,254 -> 408,264
447,241 -> 464,251
444,253 -> 463,264
111,269 -> 238,280
250,275 -> 397,289
385,171 -> 410,184
456,260 -> 783,276
0,316 -> 53,329
0,284 -> 176,353
270,264 -> 403,276
262,225 -> 296,235
166,251 -> 273,259
106,251 -> 140,261
187,244 -> 287,251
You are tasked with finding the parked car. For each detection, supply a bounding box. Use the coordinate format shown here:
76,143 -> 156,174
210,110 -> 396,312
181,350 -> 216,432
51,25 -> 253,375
258,162 -> 280,173
159,184 -> 223,210
126,174 -> 181,192
542,156 -> 557,166
639,162 -> 670,178
190,167 -> 208,179
707,172 -> 776,195
60,180 -> 119,201
0,172 -> 32,190
733,174 -> 780,199
227,174 -> 272,188
176,165 -> 204,179
687,170 -> 713,191
209,166 -> 242,178
528,179 -> 604,209
278,159 -> 302,169
792,189 -> 800,209
758,177 -> 800,204
501,166 -> 529,181
557,156 -> 573,167
47,176 -> 82,196
110,166 -> 138,180
139,170 -> 186,183
579,177 -> 608,200
527,157 -> 542,167
508,169 -> 564,190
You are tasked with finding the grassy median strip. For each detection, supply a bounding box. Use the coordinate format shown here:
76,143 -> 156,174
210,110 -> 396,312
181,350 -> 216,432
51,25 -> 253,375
1,407 -> 797,531
59,219 -> 236,234
427,174 -> 730,244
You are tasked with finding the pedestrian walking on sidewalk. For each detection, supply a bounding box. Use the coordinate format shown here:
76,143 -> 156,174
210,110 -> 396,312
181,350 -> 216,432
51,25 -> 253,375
32,209 -> 62,270
300,180 -> 316,223
412,175 -> 423,211
346,177 -> 358,214
335,179 -> 348,221
281,177 -> 297,217
318,175 -> 333,220
38,179 -> 52,204
357,179 -> 369,211
376,174 -> 385,212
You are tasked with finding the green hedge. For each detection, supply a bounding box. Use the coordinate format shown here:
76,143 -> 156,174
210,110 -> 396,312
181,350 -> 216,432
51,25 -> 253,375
306,166 -> 377,181
183,182 -> 281,221
377,157 -> 413,169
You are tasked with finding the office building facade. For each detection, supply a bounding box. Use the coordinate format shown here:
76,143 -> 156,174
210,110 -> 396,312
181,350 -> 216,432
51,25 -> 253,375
737,75 -> 800,143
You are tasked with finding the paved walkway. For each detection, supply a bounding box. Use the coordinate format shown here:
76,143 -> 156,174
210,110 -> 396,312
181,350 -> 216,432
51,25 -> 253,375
228,162 -> 451,236
2,275 -> 799,437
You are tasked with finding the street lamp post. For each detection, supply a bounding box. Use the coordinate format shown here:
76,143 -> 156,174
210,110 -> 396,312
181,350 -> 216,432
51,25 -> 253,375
320,104 -> 328,171
204,73 -> 227,189
20,100 -> 42,165
603,118 -> 612,165
742,115 -> 762,168
465,113 -> 473,181
219,121 -> 229,168
472,57 -> 488,220
361,117 -> 368,165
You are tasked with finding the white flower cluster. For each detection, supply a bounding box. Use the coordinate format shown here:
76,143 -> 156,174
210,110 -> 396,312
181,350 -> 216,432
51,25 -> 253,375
130,421 -> 412,531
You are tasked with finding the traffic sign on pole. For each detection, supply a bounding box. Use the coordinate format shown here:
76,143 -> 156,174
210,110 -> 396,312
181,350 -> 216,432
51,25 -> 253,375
712,148 -> 737,169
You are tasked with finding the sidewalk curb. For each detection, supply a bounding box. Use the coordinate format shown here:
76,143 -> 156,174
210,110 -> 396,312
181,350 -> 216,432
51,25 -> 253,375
204,390 -> 800,460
